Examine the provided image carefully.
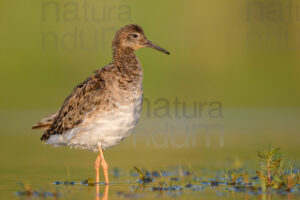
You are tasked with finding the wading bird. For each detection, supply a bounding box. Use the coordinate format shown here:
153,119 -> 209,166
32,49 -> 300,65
33,24 -> 170,184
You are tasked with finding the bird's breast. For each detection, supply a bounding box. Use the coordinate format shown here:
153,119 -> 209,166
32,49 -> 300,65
67,91 -> 143,150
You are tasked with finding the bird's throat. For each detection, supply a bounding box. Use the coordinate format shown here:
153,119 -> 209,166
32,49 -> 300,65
113,47 -> 142,74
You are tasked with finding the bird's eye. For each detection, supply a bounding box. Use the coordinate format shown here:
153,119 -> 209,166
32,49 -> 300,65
132,34 -> 138,38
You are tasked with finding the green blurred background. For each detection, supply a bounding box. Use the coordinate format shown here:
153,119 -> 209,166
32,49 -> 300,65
1,0 -> 300,199
1,0 -> 300,109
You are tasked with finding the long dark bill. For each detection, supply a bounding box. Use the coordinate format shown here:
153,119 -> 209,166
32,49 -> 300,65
145,40 -> 170,55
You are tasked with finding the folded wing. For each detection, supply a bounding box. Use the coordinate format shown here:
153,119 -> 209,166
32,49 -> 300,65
36,69 -> 110,141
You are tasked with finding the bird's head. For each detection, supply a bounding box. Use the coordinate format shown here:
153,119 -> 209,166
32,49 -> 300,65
113,24 -> 170,55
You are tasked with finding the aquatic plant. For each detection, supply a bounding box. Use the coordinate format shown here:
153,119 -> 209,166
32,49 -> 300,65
256,147 -> 282,186
82,178 -> 95,185
17,182 -> 33,196
16,182 -> 59,197
241,171 -> 249,186
133,166 -> 153,183
225,169 -> 241,185
275,166 -> 299,191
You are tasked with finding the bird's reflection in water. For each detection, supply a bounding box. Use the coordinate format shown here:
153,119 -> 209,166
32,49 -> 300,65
95,184 -> 109,200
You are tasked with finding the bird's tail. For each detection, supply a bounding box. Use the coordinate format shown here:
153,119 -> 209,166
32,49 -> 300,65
32,111 -> 58,130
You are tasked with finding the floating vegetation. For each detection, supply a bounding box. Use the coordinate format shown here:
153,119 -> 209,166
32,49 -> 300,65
53,180 -> 76,185
15,182 -> 60,198
133,166 -> 154,183
81,178 -> 96,185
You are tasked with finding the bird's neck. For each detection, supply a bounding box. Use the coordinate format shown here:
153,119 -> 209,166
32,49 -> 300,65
112,47 -> 141,73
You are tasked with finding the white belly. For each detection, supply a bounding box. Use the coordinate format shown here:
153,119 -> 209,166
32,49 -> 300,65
46,95 -> 143,152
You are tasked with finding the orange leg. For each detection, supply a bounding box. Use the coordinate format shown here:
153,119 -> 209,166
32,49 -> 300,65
95,154 -> 101,184
98,146 -> 109,185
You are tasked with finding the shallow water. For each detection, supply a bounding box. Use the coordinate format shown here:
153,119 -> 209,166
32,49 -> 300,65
5,168 -> 300,200
1,109 -> 300,199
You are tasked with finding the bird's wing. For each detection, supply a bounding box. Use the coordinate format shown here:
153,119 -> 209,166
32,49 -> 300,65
32,111 -> 59,130
40,69 -> 110,141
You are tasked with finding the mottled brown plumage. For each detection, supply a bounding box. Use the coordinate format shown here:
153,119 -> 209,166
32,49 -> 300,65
33,24 -> 169,184
36,24 -> 169,141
